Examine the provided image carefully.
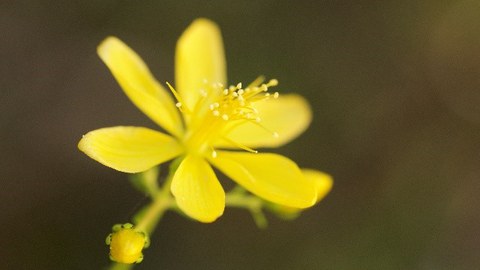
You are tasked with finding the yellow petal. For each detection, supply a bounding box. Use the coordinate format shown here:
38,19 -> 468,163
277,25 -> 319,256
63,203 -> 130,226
98,37 -> 183,137
171,155 -> 225,223
78,126 -> 183,173
175,18 -> 226,111
302,169 -> 333,203
215,94 -> 312,148
209,151 -> 316,208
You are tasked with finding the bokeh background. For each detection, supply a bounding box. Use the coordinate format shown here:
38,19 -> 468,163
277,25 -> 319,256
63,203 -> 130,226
2,1 -> 480,269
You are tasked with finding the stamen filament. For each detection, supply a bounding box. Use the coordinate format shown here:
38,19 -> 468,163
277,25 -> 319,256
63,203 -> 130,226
166,82 -> 191,114
248,119 -> 280,138
221,136 -> 258,154
247,76 -> 266,88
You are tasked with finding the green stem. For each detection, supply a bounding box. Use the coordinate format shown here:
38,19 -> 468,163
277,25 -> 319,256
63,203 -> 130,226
226,192 -> 268,228
135,177 -> 174,234
226,191 -> 262,209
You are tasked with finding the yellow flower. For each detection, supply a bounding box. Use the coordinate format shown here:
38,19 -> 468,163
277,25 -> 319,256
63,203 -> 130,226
78,18 -> 318,222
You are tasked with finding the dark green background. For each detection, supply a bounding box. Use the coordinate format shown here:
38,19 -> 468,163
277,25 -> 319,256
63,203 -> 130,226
2,1 -> 480,269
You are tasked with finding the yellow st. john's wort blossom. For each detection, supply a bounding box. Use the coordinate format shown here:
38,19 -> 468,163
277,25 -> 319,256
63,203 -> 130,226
79,18 -> 325,222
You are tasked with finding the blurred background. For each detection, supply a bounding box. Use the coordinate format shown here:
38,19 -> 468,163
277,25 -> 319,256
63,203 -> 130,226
2,1 -> 480,269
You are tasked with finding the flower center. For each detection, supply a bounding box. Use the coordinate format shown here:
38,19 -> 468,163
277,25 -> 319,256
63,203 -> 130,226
168,77 -> 280,157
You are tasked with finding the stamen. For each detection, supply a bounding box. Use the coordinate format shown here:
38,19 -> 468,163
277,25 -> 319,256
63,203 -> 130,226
247,76 -> 265,88
166,82 -> 190,114
267,79 -> 278,86
249,120 -> 280,139
222,136 -> 258,154
190,78 -> 281,154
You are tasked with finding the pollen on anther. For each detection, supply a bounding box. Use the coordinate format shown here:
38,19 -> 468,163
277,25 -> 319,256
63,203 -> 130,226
222,114 -> 229,121
273,132 -> 279,138
236,82 -> 242,89
213,110 -> 220,116
273,92 -> 279,99
175,102 -> 182,108
211,150 -> 218,158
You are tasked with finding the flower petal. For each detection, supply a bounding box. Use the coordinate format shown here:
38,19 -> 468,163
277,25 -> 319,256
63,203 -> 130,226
215,94 -> 312,148
171,155 -> 225,223
301,169 -> 333,203
78,126 -> 183,173
209,151 -> 316,208
98,37 -> 183,137
175,18 -> 226,111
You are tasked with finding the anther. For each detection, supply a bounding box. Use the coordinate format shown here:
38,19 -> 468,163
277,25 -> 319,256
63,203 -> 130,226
267,79 -> 278,86
222,114 -> 229,121
273,92 -> 279,99
175,102 -> 182,108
